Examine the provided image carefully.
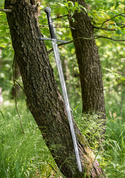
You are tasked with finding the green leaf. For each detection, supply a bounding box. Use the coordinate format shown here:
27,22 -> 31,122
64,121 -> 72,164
0,73 -> 5,78
0,26 -> 7,36
79,5 -> 87,13
75,2 -> 79,8
71,17 -> 75,22
58,3 -> 65,7
115,2 -> 119,9
3,38 -> 9,43
67,1 -> 74,7
116,29 -> 123,35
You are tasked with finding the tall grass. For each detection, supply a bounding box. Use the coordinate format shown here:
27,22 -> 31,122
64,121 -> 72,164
0,100 -> 63,178
0,91 -> 125,177
71,87 -> 125,178
101,92 -> 125,178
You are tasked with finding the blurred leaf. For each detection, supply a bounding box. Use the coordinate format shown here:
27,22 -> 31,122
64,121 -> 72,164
116,29 -> 123,35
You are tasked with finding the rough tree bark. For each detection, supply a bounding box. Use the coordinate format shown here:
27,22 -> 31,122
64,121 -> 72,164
5,0 -> 106,177
69,0 -> 106,122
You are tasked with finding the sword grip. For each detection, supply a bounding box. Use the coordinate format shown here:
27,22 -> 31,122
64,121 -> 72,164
44,7 -> 56,39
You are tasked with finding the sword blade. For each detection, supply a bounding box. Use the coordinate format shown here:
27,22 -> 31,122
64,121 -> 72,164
52,39 -> 82,172
44,6 -> 82,172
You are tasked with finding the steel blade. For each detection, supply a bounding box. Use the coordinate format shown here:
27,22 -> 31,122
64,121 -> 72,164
52,39 -> 82,172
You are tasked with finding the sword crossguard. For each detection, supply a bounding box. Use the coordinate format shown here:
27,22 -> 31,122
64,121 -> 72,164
39,37 -> 68,44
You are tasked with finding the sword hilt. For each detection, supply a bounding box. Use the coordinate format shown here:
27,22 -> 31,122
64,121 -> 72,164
44,7 -> 56,39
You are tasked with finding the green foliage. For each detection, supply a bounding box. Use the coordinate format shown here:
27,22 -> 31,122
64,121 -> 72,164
86,0 -> 125,39
73,103 -> 125,178
0,0 -> 125,177
0,101 -> 63,178
0,98 -> 125,177
73,109 -> 105,149
92,2 -> 125,175
99,116 -> 125,177
53,1 -> 87,17
0,1 -> 14,91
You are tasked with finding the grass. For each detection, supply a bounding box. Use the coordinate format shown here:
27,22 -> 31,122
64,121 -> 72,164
72,89 -> 125,178
0,100 -> 63,178
101,92 -> 125,178
0,90 -> 125,178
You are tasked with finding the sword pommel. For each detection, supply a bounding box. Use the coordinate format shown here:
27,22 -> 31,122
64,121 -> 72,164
44,7 -> 51,13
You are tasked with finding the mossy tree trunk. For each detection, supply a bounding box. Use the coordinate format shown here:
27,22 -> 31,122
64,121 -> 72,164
5,0 -> 106,177
69,0 -> 106,124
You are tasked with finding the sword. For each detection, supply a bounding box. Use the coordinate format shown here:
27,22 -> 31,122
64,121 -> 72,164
41,7 -> 82,173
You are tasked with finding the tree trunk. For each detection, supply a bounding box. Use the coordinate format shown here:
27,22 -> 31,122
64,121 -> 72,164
69,0 -> 106,122
5,0 -> 106,177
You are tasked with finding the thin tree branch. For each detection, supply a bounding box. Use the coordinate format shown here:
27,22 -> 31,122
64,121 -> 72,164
93,26 -> 116,31
93,24 -> 125,31
121,24 -> 125,28
117,22 -> 125,26
94,13 -> 125,33
95,35 -> 125,41
52,14 -> 68,20
0,8 -> 12,13
14,80 -> 24,91
48,41 -> 73,54
116,22 -> 125,28
54,26 -> 75,30
48,37 -> 93,54
101,13 -> 125,26
48,35 -> 125,54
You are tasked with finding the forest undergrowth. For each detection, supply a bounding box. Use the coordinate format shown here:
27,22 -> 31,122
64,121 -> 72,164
0,90 -> 125,178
